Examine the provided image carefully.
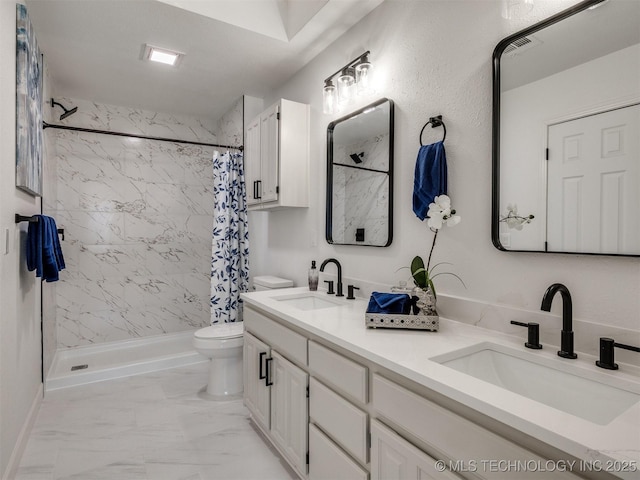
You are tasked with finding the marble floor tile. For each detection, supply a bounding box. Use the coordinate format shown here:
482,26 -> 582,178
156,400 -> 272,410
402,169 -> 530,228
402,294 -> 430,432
16,364 -> 297,480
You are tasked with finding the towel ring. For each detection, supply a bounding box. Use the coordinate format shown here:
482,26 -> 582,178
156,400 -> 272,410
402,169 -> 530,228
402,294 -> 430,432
419,115 -> 446,145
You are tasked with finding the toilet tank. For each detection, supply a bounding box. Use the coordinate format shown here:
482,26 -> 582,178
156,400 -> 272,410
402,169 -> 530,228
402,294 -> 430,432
252,275 -> 294,291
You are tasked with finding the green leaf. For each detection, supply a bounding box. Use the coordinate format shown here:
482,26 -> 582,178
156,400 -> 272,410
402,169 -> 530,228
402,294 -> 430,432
427,278 -> 437,299
410,256 -> 427,289
430,271 -> 467,289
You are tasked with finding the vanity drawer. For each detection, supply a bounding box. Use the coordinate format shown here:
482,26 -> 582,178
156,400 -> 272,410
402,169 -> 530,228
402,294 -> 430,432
309,423 -> 368,480
372,375 -> 581,480
244,307 -> 307,366
309,377 -> 368,464
309,340 -> 368,404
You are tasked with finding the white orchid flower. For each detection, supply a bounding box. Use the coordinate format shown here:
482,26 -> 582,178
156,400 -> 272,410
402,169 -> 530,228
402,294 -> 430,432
426,195 -> 461,230
446,214 -> 461,227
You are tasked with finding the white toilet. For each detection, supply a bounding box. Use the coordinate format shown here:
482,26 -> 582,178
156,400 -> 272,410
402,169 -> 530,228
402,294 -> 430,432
193,275 -> 293,400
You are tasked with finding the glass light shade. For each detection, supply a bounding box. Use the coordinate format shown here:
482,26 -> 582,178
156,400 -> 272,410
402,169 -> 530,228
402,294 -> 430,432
338,68 -> 356,105
323,82 -> 337,114
355,60 -> 374,96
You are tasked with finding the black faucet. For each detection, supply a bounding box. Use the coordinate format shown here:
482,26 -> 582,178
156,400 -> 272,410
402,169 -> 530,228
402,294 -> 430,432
540,283 -> 577,359
320,258 -> 343,297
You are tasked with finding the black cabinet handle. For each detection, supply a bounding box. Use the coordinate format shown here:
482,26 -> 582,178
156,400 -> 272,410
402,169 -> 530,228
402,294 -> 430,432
265,357 -> 273,386
259,351 -> 267,379
256,180 -> 262,199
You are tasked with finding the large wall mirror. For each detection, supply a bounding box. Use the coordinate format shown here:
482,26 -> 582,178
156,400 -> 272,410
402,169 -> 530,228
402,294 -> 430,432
326,98 -> 394,247
492,0 -> 640,256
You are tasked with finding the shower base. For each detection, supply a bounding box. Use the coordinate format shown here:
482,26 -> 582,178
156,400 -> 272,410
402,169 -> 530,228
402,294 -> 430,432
46,330 -> 207,391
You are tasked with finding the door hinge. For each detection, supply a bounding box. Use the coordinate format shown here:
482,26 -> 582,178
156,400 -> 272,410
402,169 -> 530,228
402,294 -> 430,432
277,112 -> 280,120
306,452 -> 309,465
306,386 -> 309,398
276,186 -> 280,194
544,241 -> 548,252
545,148 -> 549,160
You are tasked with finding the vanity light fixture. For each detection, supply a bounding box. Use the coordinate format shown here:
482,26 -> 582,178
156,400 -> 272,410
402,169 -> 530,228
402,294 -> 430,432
323,51 -> 374,115
142,44 -> 184,67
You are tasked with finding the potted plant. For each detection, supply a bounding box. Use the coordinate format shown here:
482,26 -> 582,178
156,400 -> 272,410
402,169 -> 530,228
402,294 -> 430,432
410,195 -> 464,316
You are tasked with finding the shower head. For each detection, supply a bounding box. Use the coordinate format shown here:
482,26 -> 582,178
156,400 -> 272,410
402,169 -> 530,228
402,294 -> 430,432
50,98 -> 77,121
350,152 -> 364,164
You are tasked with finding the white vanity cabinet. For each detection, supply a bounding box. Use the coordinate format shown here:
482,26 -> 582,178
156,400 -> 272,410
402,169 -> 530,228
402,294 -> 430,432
245,99 -> 309,210
371,419 -> 462,480
242,299 -> 593,480
243,308 -> 309,477
308,340 -> 369,480
371,374 -> 583,480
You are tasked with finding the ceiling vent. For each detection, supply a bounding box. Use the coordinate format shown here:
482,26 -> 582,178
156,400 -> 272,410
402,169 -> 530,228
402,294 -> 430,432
503,35 -> 542,57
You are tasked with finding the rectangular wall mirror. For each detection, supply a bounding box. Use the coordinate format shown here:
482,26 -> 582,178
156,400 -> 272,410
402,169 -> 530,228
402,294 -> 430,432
326,98 -> 394,247
492,0 -> 640,256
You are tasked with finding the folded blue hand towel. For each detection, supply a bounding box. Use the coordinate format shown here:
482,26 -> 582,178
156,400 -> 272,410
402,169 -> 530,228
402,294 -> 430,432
367,292 -> 412,315
26,215 -> 65,282
413,141 -> 448,221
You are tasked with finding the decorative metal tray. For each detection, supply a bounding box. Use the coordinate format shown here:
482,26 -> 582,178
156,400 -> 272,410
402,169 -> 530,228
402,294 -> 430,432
365,312 -> 439,331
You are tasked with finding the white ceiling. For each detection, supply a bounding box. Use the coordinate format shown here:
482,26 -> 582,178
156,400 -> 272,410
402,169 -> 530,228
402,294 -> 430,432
25,0 -> 383,121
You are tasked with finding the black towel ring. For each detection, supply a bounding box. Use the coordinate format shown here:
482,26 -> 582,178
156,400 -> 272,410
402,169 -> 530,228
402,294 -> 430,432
419,115 -> 446,145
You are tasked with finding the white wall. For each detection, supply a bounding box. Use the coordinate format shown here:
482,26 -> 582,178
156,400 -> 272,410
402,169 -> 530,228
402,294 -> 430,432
249,0 -> 640,332
0,1 -> 43,477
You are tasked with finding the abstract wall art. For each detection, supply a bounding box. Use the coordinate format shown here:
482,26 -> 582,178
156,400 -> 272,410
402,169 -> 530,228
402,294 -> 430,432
16,3 -> 43,197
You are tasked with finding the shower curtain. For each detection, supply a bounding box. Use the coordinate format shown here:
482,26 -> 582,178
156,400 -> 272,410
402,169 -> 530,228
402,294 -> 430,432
210,150 -> 249,324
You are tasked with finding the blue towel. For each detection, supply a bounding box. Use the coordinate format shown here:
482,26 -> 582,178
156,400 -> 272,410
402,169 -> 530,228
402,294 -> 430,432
26,215 -> 65,282
413,141 -> 447,221
367,292 -> 412,315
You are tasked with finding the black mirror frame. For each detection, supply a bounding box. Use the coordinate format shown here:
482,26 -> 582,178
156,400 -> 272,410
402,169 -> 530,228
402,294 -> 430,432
326,98 -> 394,247
491,0 -> 639,257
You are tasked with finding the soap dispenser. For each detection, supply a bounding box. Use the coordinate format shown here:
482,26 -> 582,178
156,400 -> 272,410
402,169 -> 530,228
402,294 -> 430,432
308,261 -> 319,291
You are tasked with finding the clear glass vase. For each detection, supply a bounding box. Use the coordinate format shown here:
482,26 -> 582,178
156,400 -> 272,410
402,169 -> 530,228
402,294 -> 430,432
412,286 -> 437,316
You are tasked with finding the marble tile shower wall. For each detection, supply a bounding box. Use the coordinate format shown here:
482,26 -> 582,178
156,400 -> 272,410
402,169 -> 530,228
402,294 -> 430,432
53,99 -> 217,348
334,134 -> 390,245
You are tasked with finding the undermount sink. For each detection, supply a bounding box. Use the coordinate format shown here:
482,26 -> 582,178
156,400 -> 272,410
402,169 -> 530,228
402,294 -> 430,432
431,342 -> 640,425
273,292 -> 343,311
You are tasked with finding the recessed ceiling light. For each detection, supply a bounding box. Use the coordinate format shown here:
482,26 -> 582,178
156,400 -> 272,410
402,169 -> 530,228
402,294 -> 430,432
142,44 -> 183,67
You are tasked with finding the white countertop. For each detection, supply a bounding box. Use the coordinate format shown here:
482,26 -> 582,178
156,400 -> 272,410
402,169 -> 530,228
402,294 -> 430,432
241,287 -> 640,480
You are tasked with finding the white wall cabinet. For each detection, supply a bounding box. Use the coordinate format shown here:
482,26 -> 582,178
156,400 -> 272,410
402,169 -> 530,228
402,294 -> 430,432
245,99 -> 309,210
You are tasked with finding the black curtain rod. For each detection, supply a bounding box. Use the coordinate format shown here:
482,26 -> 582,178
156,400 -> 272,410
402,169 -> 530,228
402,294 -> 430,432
43,121 -> 243,151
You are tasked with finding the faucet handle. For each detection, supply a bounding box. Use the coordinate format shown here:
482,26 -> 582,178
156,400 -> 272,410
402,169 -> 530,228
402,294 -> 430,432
324,280 -> 335,295
346,285 -> 360,300
510,321 -> 542,349
596,337 -> 640,370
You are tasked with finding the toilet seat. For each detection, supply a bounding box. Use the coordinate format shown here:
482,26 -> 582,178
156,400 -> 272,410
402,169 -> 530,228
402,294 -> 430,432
194,322 -> 244,340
